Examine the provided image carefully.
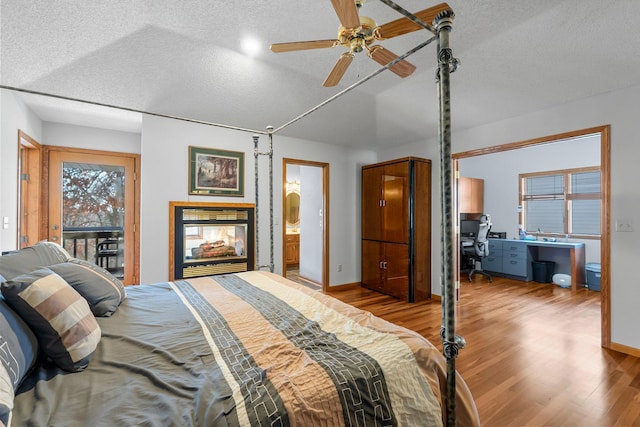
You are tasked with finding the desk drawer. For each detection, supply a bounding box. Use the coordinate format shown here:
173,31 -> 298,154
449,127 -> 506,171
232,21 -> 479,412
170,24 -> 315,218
502,256 -> 528,276
487,240 -> 503,252
502,242 -> 527,255
482,256 -> 502,272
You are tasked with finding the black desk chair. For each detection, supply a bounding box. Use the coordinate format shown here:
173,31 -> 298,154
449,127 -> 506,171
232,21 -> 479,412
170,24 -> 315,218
461,214 -> 492,282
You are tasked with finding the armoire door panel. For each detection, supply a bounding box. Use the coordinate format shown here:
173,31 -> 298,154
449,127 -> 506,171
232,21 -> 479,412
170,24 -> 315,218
361,167 -> 383,241
381,162 -> 409,243
361,240 -> 384,291
383,242 -> 410,299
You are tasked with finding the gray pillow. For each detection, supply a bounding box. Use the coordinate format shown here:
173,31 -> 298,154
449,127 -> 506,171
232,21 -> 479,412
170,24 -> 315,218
49,258 -> 126,317
0,241 -> 71,281
0,295 -> 39,425
1,268 -> 101,373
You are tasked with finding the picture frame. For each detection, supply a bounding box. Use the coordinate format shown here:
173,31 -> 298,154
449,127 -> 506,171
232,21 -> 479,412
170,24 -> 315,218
189,146 -> 244,196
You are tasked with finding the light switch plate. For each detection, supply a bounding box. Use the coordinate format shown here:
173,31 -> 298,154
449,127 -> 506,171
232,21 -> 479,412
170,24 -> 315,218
615,219 -> 633,232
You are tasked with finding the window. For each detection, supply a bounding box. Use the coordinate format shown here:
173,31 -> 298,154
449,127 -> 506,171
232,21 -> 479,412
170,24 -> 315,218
520,167 -> 601,237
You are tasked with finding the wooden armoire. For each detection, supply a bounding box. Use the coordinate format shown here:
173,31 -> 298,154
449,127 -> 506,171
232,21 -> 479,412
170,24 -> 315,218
361,157 -> 431,302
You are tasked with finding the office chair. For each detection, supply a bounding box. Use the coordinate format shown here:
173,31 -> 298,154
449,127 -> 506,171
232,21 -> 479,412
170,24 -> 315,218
462,214 -> 492,282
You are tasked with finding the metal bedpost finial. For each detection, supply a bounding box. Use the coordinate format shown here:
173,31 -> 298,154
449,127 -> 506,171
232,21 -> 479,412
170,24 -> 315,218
434,9 -> 459,83
266,125 -> 274,133
434,9 -> 455,30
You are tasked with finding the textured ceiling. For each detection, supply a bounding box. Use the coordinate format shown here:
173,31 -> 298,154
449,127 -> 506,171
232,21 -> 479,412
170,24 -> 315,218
2,1 -> 640,149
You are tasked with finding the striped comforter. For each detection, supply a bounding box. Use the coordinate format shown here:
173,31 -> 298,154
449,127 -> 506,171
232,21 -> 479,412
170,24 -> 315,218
12,271 -> 479,426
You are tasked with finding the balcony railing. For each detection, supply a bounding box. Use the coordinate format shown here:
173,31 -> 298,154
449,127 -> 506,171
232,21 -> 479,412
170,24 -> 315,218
62,226 -> 124,279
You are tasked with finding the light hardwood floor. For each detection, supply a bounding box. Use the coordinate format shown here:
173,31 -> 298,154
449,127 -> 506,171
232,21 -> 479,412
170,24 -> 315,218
327,276 -> 640,426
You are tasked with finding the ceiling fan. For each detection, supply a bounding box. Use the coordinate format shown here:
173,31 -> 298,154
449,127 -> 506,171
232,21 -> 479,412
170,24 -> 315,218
270,0 -> 452,87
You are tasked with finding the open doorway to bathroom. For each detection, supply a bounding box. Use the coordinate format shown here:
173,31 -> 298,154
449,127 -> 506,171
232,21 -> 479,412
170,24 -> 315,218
282,158 -> 329,292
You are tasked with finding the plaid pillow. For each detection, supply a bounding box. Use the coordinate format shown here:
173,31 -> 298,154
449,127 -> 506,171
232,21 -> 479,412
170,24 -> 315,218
1,268 -> 100,372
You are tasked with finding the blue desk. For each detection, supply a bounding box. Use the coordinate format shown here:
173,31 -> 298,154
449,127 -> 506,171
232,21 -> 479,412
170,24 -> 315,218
484,239 -> 586,290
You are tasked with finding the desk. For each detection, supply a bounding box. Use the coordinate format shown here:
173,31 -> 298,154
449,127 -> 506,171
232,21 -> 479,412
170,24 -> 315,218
525,240 -> 586,291
484,239 -> 586,290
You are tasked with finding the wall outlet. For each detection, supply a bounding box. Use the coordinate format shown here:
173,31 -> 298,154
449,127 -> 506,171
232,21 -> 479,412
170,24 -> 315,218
337,264 -> 342,272
615,219 -> 633,232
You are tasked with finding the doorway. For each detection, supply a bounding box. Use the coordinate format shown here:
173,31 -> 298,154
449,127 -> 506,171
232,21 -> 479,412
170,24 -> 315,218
453,125 -> 611,348
47,146 -> 140,285
282,158 -> 329,292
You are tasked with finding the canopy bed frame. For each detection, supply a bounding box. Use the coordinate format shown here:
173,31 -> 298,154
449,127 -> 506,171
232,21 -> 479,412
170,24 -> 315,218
251,2 -> 464,424
1,1 -> 466,424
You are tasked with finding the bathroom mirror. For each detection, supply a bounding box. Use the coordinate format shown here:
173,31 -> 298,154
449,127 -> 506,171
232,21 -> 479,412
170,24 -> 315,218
285,192 -> 300,226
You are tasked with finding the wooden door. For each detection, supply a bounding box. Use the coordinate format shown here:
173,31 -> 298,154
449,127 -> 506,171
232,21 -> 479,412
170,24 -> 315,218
18,131 -> 43,248
48,148 -> 139,285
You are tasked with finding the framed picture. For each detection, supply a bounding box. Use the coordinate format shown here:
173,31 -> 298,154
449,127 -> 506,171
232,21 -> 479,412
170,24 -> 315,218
189,146 -> 244,196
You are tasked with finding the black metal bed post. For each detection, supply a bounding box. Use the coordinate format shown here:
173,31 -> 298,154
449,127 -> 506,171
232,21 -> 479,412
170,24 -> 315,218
253,135 -> 261,268
435,9 -> 462,427
267,126 -> 275,272
253,128 -> 275,272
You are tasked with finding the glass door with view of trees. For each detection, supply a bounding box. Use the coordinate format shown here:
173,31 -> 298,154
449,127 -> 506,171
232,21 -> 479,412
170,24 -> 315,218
48,149 -> 138,285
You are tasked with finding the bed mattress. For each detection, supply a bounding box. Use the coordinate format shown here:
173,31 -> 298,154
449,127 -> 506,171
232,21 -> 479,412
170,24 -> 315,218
12,271 -> 479,426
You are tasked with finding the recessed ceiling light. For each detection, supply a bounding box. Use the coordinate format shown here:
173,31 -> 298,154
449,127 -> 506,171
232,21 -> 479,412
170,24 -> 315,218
241,37 -> 261,57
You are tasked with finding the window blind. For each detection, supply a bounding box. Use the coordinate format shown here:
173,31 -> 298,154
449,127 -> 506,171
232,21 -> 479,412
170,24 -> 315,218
522,169 -> 600,236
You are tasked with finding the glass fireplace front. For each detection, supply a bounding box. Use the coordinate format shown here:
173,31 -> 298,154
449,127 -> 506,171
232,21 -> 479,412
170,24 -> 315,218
171,203 -> 255,279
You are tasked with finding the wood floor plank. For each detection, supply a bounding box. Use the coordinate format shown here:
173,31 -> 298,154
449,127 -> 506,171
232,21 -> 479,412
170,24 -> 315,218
327,275 -> 640,426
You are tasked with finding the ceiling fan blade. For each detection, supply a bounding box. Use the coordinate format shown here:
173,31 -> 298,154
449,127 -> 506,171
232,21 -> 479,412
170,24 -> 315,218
330,0 -> 360,29
270,39 -> 339,53
377,2 -> 452,39
368,45 -> 416,78
323,53 -> 354,87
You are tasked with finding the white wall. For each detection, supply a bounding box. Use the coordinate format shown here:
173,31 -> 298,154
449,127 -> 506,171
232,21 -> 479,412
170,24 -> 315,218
0,91 -> 43,251
139,114 -> 377,286
459,135 -> 601,264
377,83 -> 640,351
0,96 -> 141,253
42,122 -> 141,154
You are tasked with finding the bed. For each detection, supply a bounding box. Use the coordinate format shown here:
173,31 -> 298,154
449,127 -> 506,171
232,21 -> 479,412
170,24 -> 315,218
2,4 -> 467,424
1,243 -> 479,426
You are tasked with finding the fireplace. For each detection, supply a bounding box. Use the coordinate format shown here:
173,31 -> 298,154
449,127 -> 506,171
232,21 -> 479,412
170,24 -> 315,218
169,202 -> 255,280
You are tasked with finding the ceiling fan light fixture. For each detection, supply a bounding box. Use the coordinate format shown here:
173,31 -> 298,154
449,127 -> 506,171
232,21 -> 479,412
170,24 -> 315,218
350,37 -> 365,53
270,1 -> 451,86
